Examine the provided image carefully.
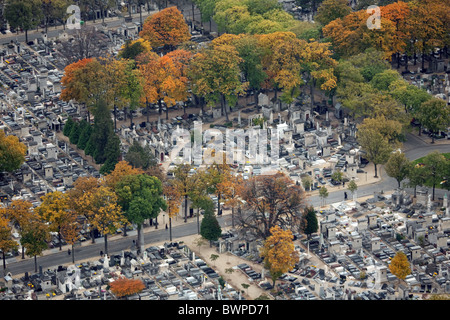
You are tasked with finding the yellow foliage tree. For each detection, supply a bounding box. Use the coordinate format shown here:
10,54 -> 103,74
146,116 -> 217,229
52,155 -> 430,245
389,251 -> 411,280
260,225 -> 299,286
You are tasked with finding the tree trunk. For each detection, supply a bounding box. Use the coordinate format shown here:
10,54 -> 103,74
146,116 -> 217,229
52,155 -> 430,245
184,195 -> 188,223
231,206 -> 235,228
217,193 -> 221,215
2,252 -> 5,273
104,234 -> 108,255
114,105 -> 117,130
374,163 -> 378,178
130,109 -> 133,127
71,244 -> 75,264
34,255 -> 37,273
169,217 -> 173,241
197,208 -> 200,234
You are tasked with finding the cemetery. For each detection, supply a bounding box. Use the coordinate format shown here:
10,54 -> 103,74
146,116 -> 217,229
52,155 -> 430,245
0,1 -> 449,301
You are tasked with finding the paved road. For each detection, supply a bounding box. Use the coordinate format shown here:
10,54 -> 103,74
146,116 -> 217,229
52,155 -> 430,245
308,132 -> 450,207
5,214 -> 233,276
4,133 -> 449,277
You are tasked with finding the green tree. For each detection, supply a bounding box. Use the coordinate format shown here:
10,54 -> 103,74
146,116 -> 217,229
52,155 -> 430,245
63,117 -> 74,136
331,170 -> 343,185
301,175 -> 313,191
100,133 -> 121,175
200,205 -> 222,246
347,180 -> 358,200
421,151 -> 448,200
20,219 -> 50,273
69,121 -> 81,145
406,162 -> 428,198
115,174 -> 167,253
315,0 -> 351,27
77,121 -> 92,150
89,99 -> 115,164
319,186 -> 328,206
415,98 -> 450,143
385,151 -> 410,188
303,206 -> 318,238
5,0 -> 42,43
124,140 -> 157,170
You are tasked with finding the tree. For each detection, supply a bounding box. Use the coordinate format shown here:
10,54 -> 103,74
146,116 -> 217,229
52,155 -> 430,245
110,277 -> 145,299
389,251 -> 410,280
421,151 -> 448,201
356,116 -> 403,178
172,164 -> 195,223
103,160 -> 143,190
217,174 -> 244,228
236,172 -> 306,239
200,205 -> 222,246
188,169 -> 213,233
63,117 -> 75,136
138,50 -> 192,120
331,170 -> 343,185
69,120 -> 81,145
0,129 -> 27,173
315,0 -> 351,27
347,180 -> 358,200
4,0 -> 42,43
3,199 -> 34,259
20,218 -> 50,273
118,38 -> 152,61
88,99 -> 116,165
0,216 -> 18,273
115,174 -> 167,254
385,151 -> 410,188
301,175 -> 313,191
41,0 -> 70,33
89,186 -> 127,255
67,176 -> 101,243
260,225 -> 298,286
125,140 -> 158,170
163,180 -> 182,241
36,191 -> 71,251
188,41 -> 247,121
139,6 -> 190,52
405,162 -> 428,198
55,25 -> 110,66
99,133 -> 121,175
319,186 -> 328,206
322,9 -> 399,60
414,98 -> 450,143
303,206 -> 318,239
77,121 -> 92,150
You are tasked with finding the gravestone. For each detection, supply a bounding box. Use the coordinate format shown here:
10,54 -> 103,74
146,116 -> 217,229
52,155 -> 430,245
258,93 -> 269,106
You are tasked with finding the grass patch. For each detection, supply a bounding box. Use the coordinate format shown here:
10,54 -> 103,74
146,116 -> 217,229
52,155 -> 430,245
412,153 -> 450,165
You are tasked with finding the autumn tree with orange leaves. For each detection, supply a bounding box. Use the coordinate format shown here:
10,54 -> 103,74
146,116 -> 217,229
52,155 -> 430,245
236,172 -> 306,239
138,49 -> 192,120
163,179 -> 182,241
110,277 -> 145,299
260,225 -> 299,286
139,6 -> 190,52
